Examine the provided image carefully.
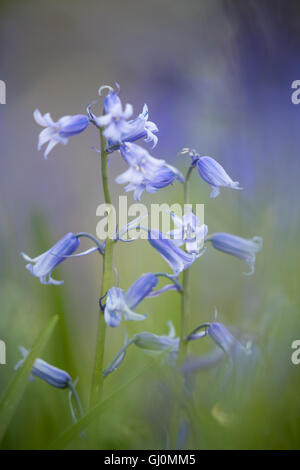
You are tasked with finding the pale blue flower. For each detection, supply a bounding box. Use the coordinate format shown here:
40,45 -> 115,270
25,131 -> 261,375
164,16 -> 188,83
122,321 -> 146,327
108,104 -> 158,149
181,349 -> 225,374
15,347 -> 84,423
103,273 -> 158,327
95,85 -> 133,142
208,232 -> 263,275
33,109 -> 89,159
116,143 -> 184,200
148,229 -> 201,275
21,232 -> 80,285
15,347 -> 71,388
193,155 -> 242,198
185,321 -> 260,407
168,209 -> 208,254
125,272 -> 159,309
186,321 -> 246,356
134,321 -> 179,354
208,322 -> 244,355
103,322 -> 179,376
207,322 -> 260,405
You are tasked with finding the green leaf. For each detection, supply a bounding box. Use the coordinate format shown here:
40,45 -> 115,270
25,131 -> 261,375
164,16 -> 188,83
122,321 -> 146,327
50,362 -> 154,449
0,315 -> 59,442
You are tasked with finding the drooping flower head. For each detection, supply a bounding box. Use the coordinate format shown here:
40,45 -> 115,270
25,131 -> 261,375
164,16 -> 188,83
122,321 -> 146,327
148,229 -> 199,276
186,321 -> 246,357
103,322 -> 179,376
103,273 -> 158,327
208,232 -> 263,275
21,232 -> 80,285
182,150 -> 242,198
94,85 -> 133,142
207,322 -> 244,355
116,143 -> 184,201
196,156 -> 242,198
168,209 -> 208,254
133,321 -> 179,366
133,321 -> 179,354
15,347 -> 72,389
33,109 -> 89,159
15,347 -> 84,423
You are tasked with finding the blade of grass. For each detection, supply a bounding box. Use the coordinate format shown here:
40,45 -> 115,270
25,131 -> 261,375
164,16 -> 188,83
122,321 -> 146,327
50,362 -> 155,449
0,315 -> 59,442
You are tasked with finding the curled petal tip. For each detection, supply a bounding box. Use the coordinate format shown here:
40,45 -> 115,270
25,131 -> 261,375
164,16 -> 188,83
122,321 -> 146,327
86,100 -> 98,120
98,85 -> 114,96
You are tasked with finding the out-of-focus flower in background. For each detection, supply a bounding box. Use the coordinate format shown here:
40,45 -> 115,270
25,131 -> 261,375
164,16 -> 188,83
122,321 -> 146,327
207,322 -> 244,355
207,232 -> 263,275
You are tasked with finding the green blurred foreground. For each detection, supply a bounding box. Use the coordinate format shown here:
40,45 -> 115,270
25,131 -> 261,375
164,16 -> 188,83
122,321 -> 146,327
0,176 -> 300,450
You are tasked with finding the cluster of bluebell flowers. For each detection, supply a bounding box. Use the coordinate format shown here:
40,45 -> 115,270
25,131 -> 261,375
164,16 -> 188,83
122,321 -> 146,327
19,83 -> 263,436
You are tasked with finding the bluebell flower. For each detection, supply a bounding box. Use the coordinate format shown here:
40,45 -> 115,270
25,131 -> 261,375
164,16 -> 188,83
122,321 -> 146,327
94,85 -> 133,142
181,349 -> 225,374
15,347 -> 71,388
116,143 -> 184,200
208,232 -> 263,275
186,321 -> 246,356
133,321 -> 179,354
33,109 -> 89,159
104,273 -> 158,327
21,232 -> 80,285
168,209 -> 208,254
103,322 -> 179,376
208,322 -> 244,355
191,154 -> 242,198
148,229 -> 200,275
207,322 -> 260,406
15,347 -> 84,423
108,104 -> 158,149
125,272 -> 159,308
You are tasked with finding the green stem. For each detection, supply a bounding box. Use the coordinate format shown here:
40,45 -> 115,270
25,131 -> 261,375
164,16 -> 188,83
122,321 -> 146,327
177,164 -> 194,364
89,128 -> 115,408
170,164 -> 194,448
